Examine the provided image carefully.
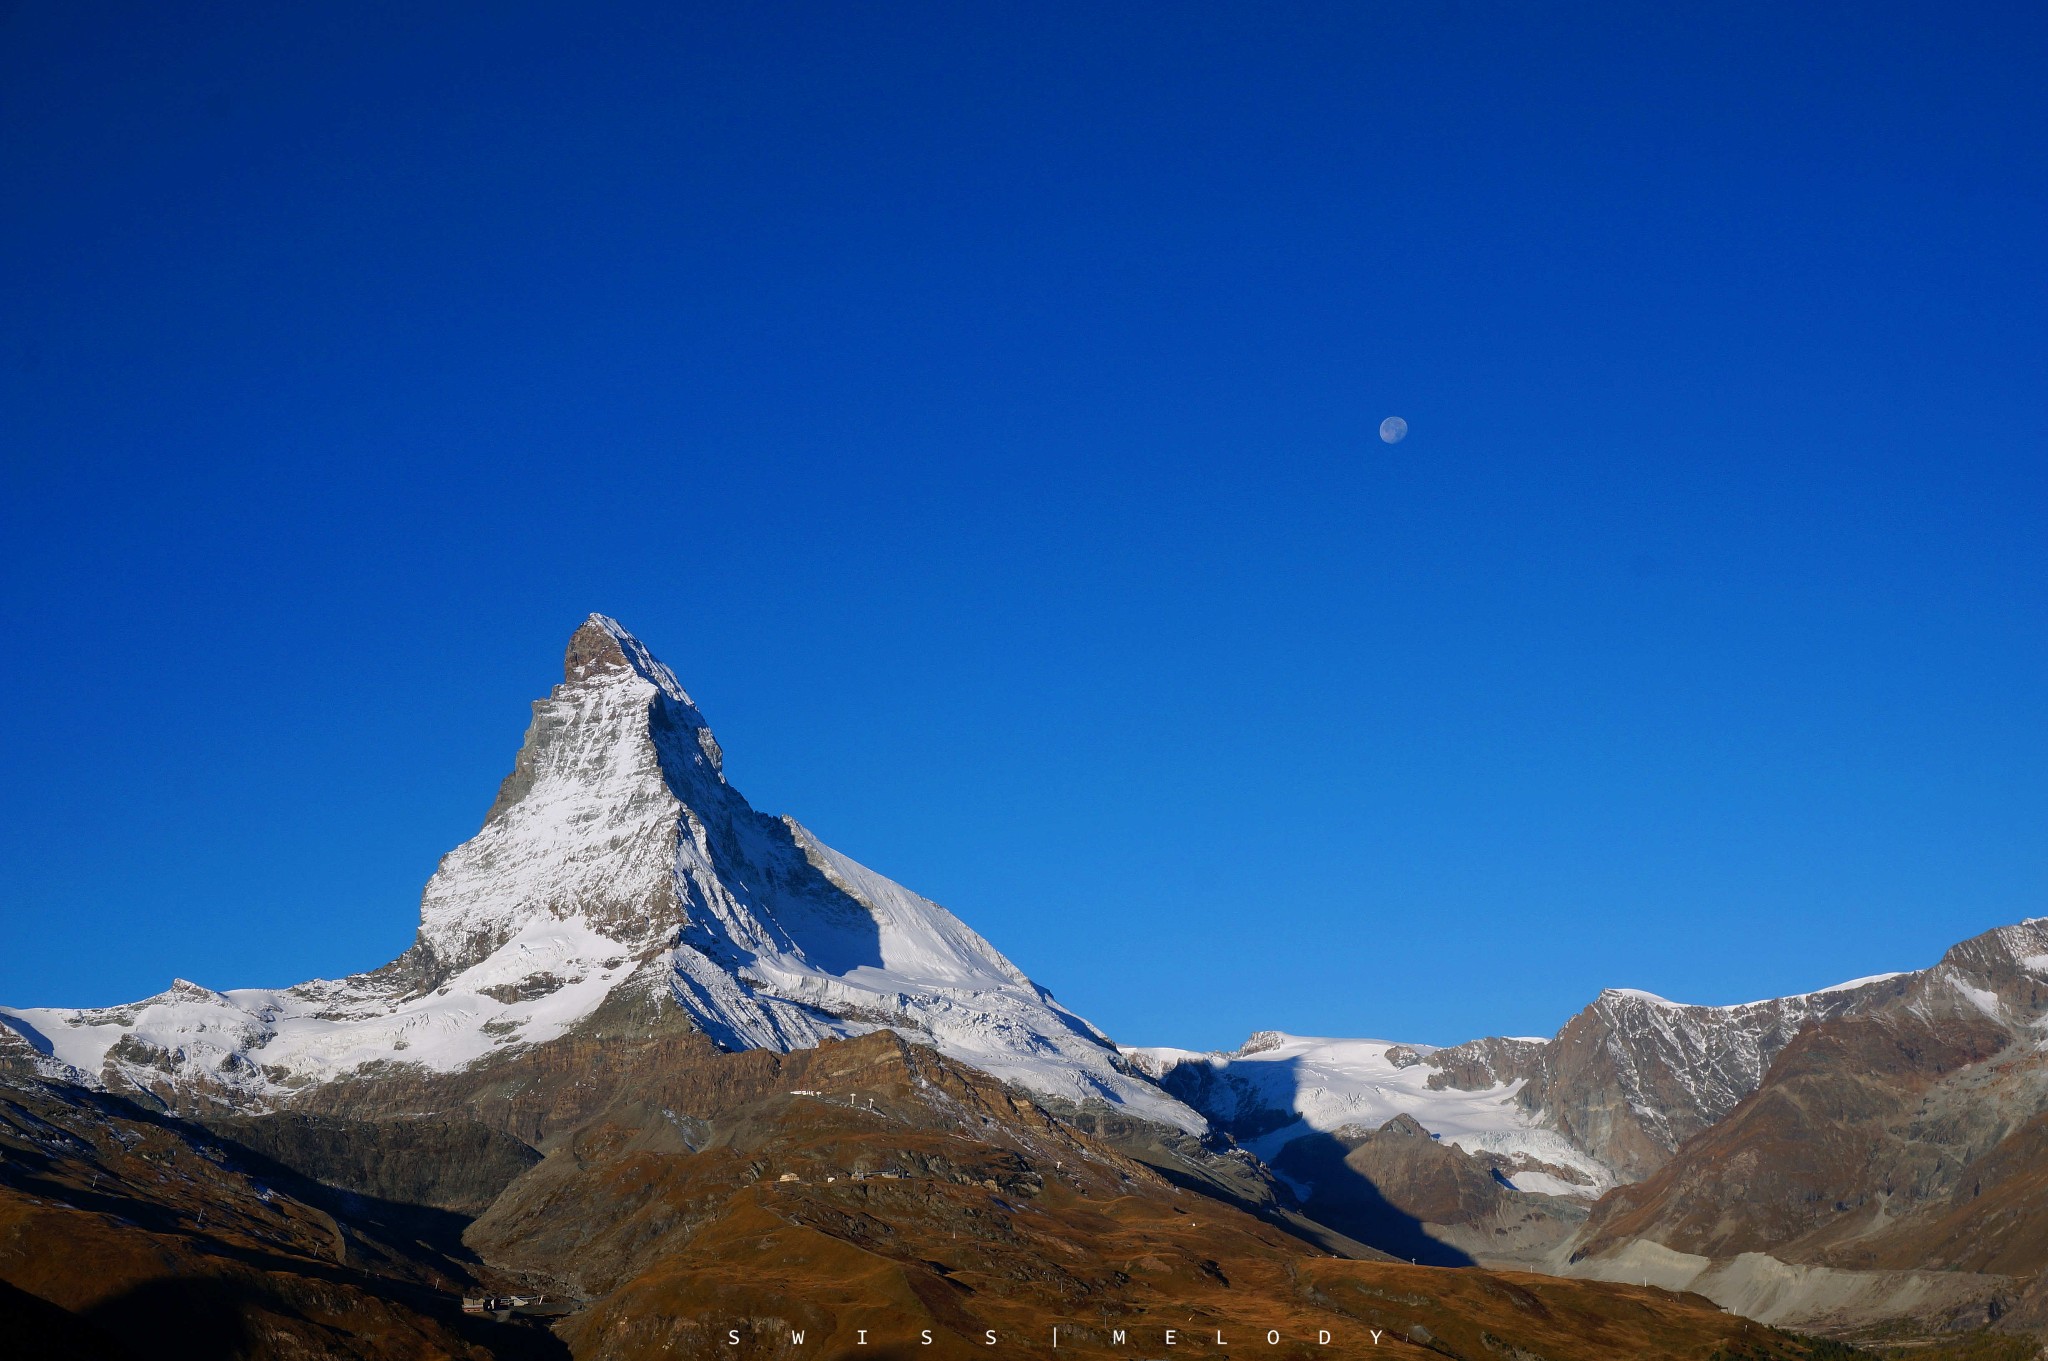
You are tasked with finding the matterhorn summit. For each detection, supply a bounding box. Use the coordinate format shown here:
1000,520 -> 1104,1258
1,615 -> 1198,1132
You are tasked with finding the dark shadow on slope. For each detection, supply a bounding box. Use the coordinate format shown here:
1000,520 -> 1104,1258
186,1120 -> 494,1277
1138,1046 -> 1482,1266
0,1277 -> 138,1361
722,812 -> 888,974
83,1278 -> 262,1361
200,1110 -> 540,1216
1271,1130 -> 1477,1267
652,690 -> 888,979
1040,1098 -> 1387,1261
1,1083 -> 473,1270
79,1274 -> 572,1361
444,1307 -> 580,1360
2,1132 -> 508,1334
1154,1055 -> 1304,1145
0,1084 -> 524,1314
0,1010 -> 59,1057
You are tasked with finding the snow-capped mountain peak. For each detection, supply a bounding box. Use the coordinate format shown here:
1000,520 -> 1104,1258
2,615 -> 1199,1133
567,613 -> 693,701
405,613 -> 725,983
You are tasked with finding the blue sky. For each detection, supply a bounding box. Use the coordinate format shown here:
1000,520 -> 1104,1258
2,2 -> 2043,1051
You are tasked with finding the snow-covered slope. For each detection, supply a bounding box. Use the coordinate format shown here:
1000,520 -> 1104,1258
1126,1032 -> 1612,1197
0,615 -> 1198,1133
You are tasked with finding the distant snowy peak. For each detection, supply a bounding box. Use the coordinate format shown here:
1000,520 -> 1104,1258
1420,969 -> 1922,1180
2,614 -> 1201,1135
1137,962 -> 1947,1193
1592,973 -> 1909,1011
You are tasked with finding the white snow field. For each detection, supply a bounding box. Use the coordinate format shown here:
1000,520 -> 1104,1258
1124,1031 -> 1614,1195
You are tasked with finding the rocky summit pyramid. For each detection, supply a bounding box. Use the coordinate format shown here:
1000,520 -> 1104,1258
0,614 -> 1197,1131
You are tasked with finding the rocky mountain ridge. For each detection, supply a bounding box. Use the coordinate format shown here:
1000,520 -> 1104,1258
1423,969 -> 1913,1180
1129,965 -> 1918,1203
1563,917 -> 2048,1334
1130,922 -> 2048,1337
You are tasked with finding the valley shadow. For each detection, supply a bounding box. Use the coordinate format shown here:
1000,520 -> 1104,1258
1269,1131 -> 1476,1268
1151,1051 -> 1478,1267
79,1274 -> 571,1361
201,1109 -> 541,1216
199,1123 -> 492,1267
4,1084 -> 487,1258
447,1308 -> 578,1360
84,1277 -> 262,1361
0,1277 -> 138,1361
1154,1053 -> 1310,1145
0,1089 -> 572,1350
1,1089 -> 471,1275
0,1122 -> 486,1291
1057,1104 -> 1444,1267
188,1121 -> 491,1285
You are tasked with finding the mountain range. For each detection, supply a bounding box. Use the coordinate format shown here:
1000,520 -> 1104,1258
3,614 -> 2041,1358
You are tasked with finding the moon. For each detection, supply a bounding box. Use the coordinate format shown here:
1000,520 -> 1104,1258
1379,416 -> 1408,444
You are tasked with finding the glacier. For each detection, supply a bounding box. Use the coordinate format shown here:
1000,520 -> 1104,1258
1125,1032 -> 1615,1196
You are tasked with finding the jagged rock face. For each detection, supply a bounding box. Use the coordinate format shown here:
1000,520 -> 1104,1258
1137,968 -> 1929,1201
1570,919 -> 2048,1332
1580,1003 -> 2015,1262
1556,916 -> 2048,1334
407,618 -> 712,982
0,615 -> 1198,1134
1423,975 -> 1911,1182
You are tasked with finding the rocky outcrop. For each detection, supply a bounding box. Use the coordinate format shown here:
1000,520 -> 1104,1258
1140,975 -> 1920,1207
1425,975 -> 1910,1181
1578,1004 -> 2013,1261
1565,920 -> 2048,1339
